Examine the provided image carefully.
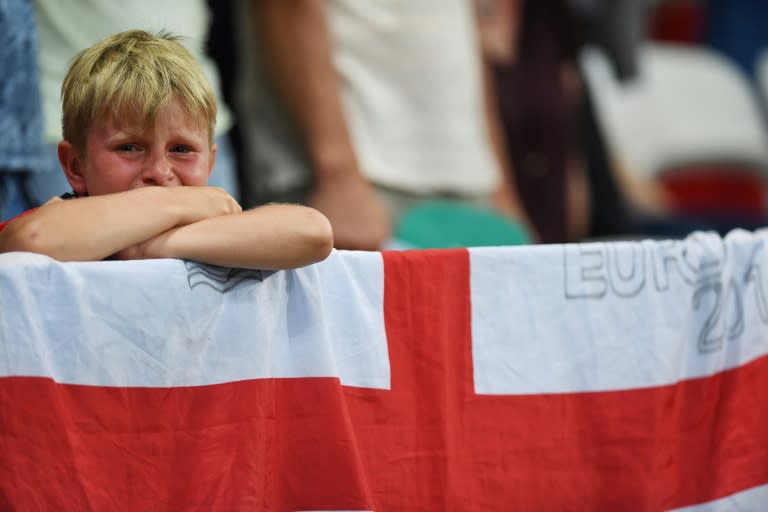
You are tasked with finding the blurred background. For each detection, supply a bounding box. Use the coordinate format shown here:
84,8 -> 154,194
212,0 -> 768,248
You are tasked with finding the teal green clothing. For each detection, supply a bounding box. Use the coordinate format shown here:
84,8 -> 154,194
395,201 -> 532,249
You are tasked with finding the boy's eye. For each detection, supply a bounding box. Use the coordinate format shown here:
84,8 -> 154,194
171,145 -> 193,154
117,144 -> 140,153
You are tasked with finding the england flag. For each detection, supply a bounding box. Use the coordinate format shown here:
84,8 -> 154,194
1,229 -> 767,510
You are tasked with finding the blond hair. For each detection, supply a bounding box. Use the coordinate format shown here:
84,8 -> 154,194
61,30 -> 217,150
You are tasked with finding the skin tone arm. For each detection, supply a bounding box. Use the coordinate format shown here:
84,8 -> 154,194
132,202 -> 333,270
475,0 -> 521,63
253,0 -> 391,250
0,187 -> 333,269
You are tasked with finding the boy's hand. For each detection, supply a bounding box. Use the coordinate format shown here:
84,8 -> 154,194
112,187 -> 241,261
111,243 -> 144,261
111,226 -> 180,261
172,187 -> 242,226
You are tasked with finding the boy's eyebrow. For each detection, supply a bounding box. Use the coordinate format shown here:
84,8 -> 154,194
103,127 -> 146,141
99,114 -> 147,133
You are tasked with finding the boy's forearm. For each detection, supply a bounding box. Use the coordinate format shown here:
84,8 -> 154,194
144,204 -> 334,270
0,187 -> 238,261
0,188 -> 178,261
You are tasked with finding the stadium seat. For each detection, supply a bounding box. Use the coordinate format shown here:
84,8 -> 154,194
581,43 -> 768,224
394,200 -> 532,249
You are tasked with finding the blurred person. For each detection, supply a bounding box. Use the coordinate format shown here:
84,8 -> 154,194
0,0 -> 44,220
570,0 -> 658,81
231,0 -> 532,250
490,0 -> 673,242
485,0 -> 588,242
30,0 -> 240,204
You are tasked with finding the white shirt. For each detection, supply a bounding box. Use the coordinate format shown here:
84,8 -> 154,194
34,0 -> 232,144
234,0 -> 500,197
329,0 -> 500,195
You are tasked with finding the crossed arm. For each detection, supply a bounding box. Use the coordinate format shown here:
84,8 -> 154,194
0,186 -> 333,269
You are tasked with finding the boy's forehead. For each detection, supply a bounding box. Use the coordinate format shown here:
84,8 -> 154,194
98,108 -> 148,129
94,98 -> 209,135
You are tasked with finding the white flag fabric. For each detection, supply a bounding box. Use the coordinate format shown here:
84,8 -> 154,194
1,230 -> 767,510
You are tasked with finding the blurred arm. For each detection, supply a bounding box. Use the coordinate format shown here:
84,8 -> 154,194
253,0 -> 390,250
474,0 -> 521,63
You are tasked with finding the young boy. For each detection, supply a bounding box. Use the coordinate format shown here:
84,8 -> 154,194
0,30 -> 333,269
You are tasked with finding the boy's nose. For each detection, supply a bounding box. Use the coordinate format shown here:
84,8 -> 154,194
141,155 -> 176,186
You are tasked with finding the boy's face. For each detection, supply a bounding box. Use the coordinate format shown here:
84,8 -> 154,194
60,97 -> 216,196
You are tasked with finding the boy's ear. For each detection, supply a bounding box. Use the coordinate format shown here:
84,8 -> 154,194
208,143 -> 218,178
58,141 -> 88,196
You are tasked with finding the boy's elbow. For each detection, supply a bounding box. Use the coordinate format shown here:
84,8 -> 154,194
0,218 -> 53,257
301,207 -> 334,263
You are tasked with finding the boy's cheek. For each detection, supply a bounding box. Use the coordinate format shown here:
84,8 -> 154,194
179,166 -> 212,187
